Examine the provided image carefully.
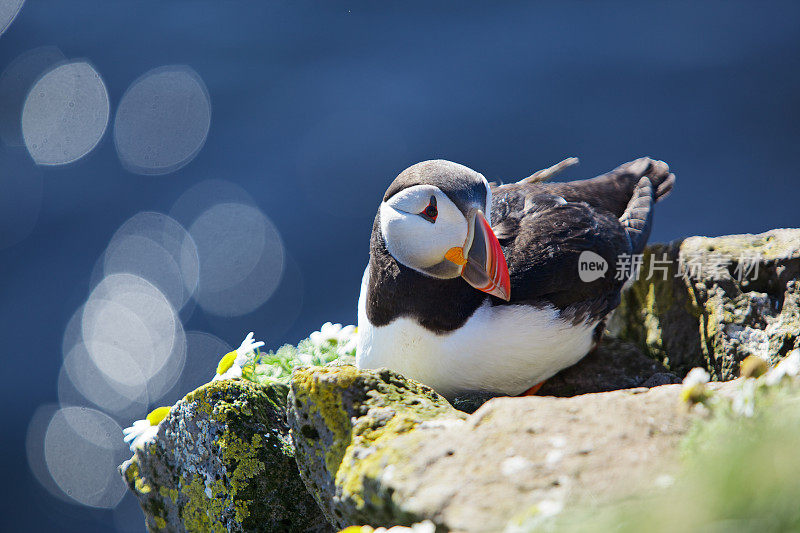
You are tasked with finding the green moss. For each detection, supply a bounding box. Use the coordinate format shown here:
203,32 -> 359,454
613,232 -> 800,379
339,416 -> 429,507
124,378 -> 324,532
170,400 -> 277,531
124,459 -> 153,495
158,486 -> 178,504
135,478 -> 152,495
123,458 -> 139,486
291,366 -> 462,525
217,432 -> 267,523
183,378 -> 256,419
180,474 -> 226,533
291,366 -> 358,474
190,380 -> 303,529
182,380 -> 223,416
614,244 -> 703,374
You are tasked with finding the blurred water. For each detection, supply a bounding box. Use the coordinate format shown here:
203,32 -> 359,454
1,1 -> 799,531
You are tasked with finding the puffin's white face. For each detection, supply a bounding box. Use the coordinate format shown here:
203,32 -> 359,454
380,184 -> 467,278
376,162 -> 510,300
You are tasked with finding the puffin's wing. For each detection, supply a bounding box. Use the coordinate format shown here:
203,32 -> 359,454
502,157 -> 674,219
490,191 -> 633,320
488,157 -> 674,318
618,176 -> 655,254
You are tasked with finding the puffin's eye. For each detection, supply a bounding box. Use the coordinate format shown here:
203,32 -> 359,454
419,196 -> 438,223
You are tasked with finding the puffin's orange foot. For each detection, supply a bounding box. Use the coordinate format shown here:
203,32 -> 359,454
520,380 -> 545,396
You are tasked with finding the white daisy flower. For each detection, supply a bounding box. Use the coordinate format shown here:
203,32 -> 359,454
765,349 -> 800,386
683,367 -> 710,387
309,322 -> 344,347
123,406 -> 171,452
338,326 -> 358,355
339,338 -> 358,356
337,324 -> 356,343
212,332 -> 265,381
309,322 -> 358,355
732,378 -> 756,418
362,520 -> 436,533
213,357 -> 244,381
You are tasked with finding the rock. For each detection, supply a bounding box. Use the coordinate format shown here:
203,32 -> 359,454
288,365 -> 733,532
452,339 -> 680,413
449,391 -> 504,415
118,229 -> 800,530
287,366 -> 465,528
120,379 -> 331,532
537,338 -> 680,397
609,228 -> 800,379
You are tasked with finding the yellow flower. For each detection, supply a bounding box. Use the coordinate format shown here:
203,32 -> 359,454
146,406 -> 171,425
740,355 -> 767,379
216,350 -> 239,375
337,521 -> 434,533
212,332 -> 265,381
680,367 -> 711,405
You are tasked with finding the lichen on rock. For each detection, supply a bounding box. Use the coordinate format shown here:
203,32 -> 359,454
288,365 -> 739,532
287,366 -> 464,529
609,229 -> 800,379
120,379 -> 331,532
119,230 -> 800,532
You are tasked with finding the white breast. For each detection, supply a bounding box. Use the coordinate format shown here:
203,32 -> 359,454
355,266 -> 598,398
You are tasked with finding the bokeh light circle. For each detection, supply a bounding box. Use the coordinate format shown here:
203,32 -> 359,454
142,322 -> 187,403
26,404 -> 73,505
82,298 -> 163,387
58,342 -> 149,419
21,60 -> 110,165
0,46 -> 66,146
42,407 -> 128,508
0,0 -> 25,37
169,178 -> 257,226
114,65 -> 211,175
103,212 -> 199,310
81,273 -> 186,402
190,202 -> 285,316
159,331 -> 232,405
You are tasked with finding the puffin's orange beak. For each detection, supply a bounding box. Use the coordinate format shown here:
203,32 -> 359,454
446,210 -> 511,301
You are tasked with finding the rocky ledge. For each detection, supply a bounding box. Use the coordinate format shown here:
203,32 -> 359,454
122,229 -> 800,532
119,379 -> 331,532
610,229 -> 800,378
287,365 -> 740,532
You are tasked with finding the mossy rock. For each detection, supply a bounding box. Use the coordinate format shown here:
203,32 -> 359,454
287,366 -> 465,529
119,379 -> 331,532
610,228 -> 800,380
288,365 -> 742,532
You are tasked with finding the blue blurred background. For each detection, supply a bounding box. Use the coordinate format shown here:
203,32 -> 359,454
1,1 -> 798,530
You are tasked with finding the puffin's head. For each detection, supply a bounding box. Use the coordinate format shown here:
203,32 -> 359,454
379,160 -> 510,300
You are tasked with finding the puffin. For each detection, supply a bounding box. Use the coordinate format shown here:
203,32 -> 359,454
355,157 -> 674,399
